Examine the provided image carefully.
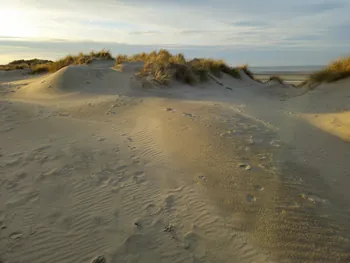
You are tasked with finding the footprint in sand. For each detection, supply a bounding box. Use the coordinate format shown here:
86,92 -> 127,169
182,113 -> 193,117
59,216 -> 73,231
14,172 -> 27,181
246,136 -> 255,145
91,255 -> 106,263
257,154 -> 268,160
47,210 -> 63,225
269,140 -> 281,147
9,231 -> 23,240
58,112 -> 71,117
33,145 -> 52,152
122,234 -> 149,253
198,175 -> 207,181
238,163 -> 252,170
5,180 -> 18,190
0,220 -> 6,230
183,231 -> 198,249
246,194 -> 257,203
133,171 -> 146,183
143,203 -> 161,215
163,223 -> 175,233
254,185 -> 264,191
133,218 -> 143,229
164,194 -> 175,209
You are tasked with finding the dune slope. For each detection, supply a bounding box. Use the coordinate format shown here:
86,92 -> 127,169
1,61 -> 349,263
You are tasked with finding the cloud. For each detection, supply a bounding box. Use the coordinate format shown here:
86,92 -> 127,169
176,30 -> 234,35
1,0 -> 350,66
231,21 -> 269,28
0,36 -> 23,39
325,22 -> 350,41
283,35 -> 324,41
293,1 -> 347,14
128,31 -> 163,35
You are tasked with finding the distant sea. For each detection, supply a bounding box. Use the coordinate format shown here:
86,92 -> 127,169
250,65 -> 324,74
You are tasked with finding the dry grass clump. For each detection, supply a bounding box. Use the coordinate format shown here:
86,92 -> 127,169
45,55 -> 88,73
8,59 -> 52,66
188,58 -> 240,79
170,63 -> 198,85
0,63 -> 28,71
30,50 -> 113,74
1,50 -> 113,74
89,49 -> 113,60
115,52 -> 154,65
309,56 -> 350,83
128,52 -> 149,62
116,49 -> 240,85
237,64 -> 254,79
0,59 -> 52,71
138,50 -> 202,85
116,54 -> 128,65
268,75 -> 284,84
237,64 -> 265,83
30,64 -> 52,74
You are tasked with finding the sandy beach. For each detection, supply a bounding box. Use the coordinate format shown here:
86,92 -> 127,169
1,59 -> 350,263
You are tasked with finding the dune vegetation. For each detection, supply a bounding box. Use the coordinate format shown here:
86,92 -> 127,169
268,75 -> 284,84
0,59 -> 53,71
30,49 -> 113,74
309,56 -> 350,83
237,64 -> 254,79
116,49 -> 241,85
1,49 -> 256,86
3,49 -> 350,89
0,50 -> 112,73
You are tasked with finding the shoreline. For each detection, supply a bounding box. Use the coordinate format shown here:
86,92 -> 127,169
252,71 -> 311,85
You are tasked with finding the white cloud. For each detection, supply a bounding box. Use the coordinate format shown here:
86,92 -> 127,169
0,0 -> 349,65
1,0 -> 349,46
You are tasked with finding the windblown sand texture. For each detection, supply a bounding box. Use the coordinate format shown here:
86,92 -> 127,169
1,60 -> 349,263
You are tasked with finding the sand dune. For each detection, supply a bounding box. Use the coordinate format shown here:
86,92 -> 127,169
289,79 -> 350,141
1,60 -> 350,263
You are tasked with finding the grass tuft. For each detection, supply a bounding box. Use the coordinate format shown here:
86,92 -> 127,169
28,50 -> 113,74
115,50 -> 241,85
2,49 -> 256,88
309,56 -> 350,83
237,64 -> 265,83
0,59 -> 53,71
89,49 -> 113,60
237,64 -> 254,79
30,64 -> 51,74
171,63 -> 198,85
116,54 -> 128,65
268,76 -> 284,84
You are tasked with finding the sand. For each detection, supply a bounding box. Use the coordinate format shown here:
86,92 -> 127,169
1,60 -> 350,263
253,73 -> 309,86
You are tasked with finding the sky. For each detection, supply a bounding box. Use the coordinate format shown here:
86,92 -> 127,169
0,0 -> 350,66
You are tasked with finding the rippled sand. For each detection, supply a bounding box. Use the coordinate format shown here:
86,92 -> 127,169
1,61 -> 349,263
